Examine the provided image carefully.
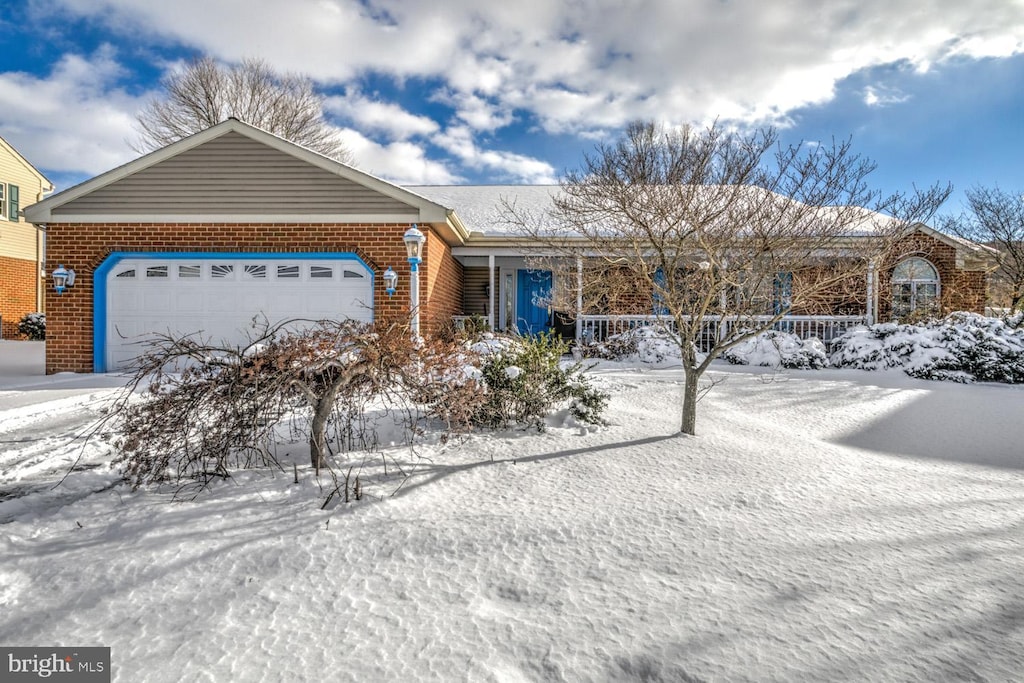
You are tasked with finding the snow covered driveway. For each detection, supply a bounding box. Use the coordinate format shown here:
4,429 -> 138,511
1,348 -> 1022,682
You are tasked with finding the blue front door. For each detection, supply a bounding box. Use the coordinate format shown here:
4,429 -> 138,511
516,269 -> 552,334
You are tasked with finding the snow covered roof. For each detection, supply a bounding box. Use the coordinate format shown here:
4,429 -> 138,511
408,184 -> 899,239
409,186 -> 995,265
407,185 -> 563,236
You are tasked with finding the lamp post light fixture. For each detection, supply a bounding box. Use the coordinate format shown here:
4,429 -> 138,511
52,264 -> 75,295
403,224 -> 426,334
383,266 -> 398,297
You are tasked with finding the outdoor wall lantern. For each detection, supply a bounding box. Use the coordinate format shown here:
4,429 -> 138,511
52,264 -> 75,295
403,224 -> 426,267
403,224 -> 427,335
383,266 -> 398,297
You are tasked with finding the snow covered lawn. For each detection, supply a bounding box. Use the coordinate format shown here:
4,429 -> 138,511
1,344 -> 1022,682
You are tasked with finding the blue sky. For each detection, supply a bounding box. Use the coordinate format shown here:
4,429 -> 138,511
2,0 -> 1023,217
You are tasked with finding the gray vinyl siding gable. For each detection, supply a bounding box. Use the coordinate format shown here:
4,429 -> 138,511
52,131 -> 418,217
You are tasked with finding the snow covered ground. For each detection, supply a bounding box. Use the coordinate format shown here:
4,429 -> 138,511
1,341 -> 1023,682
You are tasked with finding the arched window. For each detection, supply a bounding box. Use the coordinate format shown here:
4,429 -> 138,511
891,257 -> 940,318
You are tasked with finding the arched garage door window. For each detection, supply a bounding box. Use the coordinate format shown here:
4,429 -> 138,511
892,257 -> 940,318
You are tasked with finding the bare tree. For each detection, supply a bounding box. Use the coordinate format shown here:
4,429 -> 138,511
938,185 -> 1024,313
111,318 -> 471,491
134,56 -> 352,162
507,121 -> 949,435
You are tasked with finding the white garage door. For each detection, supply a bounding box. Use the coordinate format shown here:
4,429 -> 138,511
105,256 -> 373,370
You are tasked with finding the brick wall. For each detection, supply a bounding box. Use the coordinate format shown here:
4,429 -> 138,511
0,255 -> 40,339
879,233 -> 988,319
423,229 -> 464,333
44,222 -> 464,373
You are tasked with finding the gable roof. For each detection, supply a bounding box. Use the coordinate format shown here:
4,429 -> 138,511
0,135 -> 54,192
902,221 -> 999,268
24,119 -> 467,242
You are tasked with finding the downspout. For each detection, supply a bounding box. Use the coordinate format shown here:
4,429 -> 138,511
34,183 -> 54,315
36,224 -> 48,313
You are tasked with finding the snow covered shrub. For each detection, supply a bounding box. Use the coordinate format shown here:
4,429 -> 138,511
829,322 -> 924,371
722,331 -> 828,369
470,331 -> 608,430
583,325 -> 683,365
17,312 -> 45,340
1004,311 -> 1023,330
829,313 -> 1024,383
924,312 -> 1024,383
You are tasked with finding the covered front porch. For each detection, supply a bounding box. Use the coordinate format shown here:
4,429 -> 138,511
453,251 -> 873,349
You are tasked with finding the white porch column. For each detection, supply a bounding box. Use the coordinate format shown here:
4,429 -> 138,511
575,256 -> 584,342
488,253 -> 496,331
866,259 -> 876,325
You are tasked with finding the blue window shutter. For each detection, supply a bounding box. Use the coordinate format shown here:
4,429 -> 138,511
773,271 -> 793,314
652,267 -> 668,315
8,184 -> 18,221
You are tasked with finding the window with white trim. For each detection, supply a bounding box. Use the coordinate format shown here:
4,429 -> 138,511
0,183 -> 5,220
892,257 -> 940,319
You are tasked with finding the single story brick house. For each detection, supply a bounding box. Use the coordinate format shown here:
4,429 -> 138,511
25,119 -> 994,374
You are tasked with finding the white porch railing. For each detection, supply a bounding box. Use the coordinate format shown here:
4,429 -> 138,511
579,314 -> 868,351
453,313 -> 868,352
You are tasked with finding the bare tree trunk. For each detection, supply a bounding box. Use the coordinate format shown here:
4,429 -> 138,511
309,395 -> 333,474
309,382 -> 345,474
680,364 -> 699,436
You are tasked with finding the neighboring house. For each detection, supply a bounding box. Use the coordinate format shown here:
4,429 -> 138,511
0,135 -> 54,339
24,119 -> 994,374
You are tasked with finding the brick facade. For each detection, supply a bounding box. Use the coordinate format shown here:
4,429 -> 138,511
568,231 -> 990,322
43,222 -> 463,374
423,231 -> 465,333
879,232 -> 988,319
0,255 -> 40,339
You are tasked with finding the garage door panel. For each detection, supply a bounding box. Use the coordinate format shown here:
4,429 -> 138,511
141,291 -> 174,311
174,290 -> 206,314
106,257 -> 373,370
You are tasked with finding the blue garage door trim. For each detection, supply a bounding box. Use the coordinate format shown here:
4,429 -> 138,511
93,251 -> 374,373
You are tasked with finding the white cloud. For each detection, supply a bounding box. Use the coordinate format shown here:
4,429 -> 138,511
338,128 -> 461,185
433,126 -> 558,184
863,86 -> 910,108
324,91 -> 439,140
431,91 -> 516,132
0,46 -> 149,178
41,0 -> 1024,138
10,0 -> 1024,183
